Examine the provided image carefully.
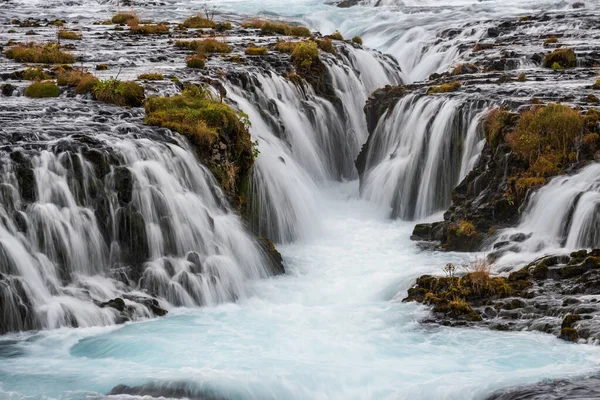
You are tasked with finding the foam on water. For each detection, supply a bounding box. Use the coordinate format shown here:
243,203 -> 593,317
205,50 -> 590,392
1,182 -> 600,400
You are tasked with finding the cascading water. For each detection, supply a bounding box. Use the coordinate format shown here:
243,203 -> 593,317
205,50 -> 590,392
0,100 -> 275,334
491,163 -> 600,262
225,43 -> 402,242
358,93 -> 488,220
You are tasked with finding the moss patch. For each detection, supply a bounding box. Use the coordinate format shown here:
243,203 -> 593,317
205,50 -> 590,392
182,15 -> 215,29
57,69 -> 99,94
138,73 -> 164,81
244,46 -> 268,56
427,81 -> 461,94
24,81 -> 60,98
5,42 -> 75,64
93,78 -> 145,107
58,30 -> 82,40
543,48 -> 577,69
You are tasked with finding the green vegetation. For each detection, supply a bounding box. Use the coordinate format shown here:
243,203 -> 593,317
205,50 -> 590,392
93,78 -> 145,107
145,86 -> 255,199
24,81 -> 60,98
182,14 -> 215,29
58,30 -> 82,40
214,22 -> 233,32
95,64 -> 109,70
138,73 -> 164,80
543,48 -> 577,69
290,41 -> 319,72
130,24 -> 169,35
329,31 -> 344,40
427,81 -> 461,94
593,79 -> 600,90
21,67 -> 50,81
316,38 -> 336,54
483,108 -> 519,150
274,40 -> 299,53
242,19 -> 311,37
5,42 -> 75,64
111,11 -> 139,25
517,72 -> 526,82
57,69 -> 99,94
186,54 -> 206,68
352,35 -> 363,45
244,46 -> 268,56
176,39 -> 231,53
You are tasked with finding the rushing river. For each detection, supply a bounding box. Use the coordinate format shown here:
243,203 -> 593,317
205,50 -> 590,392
1,0 -> 600,399
2,183 -> 600,400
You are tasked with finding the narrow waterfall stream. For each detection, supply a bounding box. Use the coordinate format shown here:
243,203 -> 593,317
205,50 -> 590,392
2,0 -> 600,399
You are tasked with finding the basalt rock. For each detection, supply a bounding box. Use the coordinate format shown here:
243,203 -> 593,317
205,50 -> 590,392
404,250 -> 600,343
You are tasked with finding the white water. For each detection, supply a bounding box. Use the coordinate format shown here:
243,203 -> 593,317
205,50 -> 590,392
2,183 -> 600,400
492,163 -> 600,267
3,0 -> 600,399
359,94 -> 488,219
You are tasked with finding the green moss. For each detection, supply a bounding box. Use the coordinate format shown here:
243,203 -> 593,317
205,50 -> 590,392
21,67 -> 50,81
587,94 -> 600,104
24,81 -> 60,98
58,30 -> 82,40
427,81 -> 461,94
145,86 -> 254,203
111,12 -> 138,25
138,73 -> 164,80
176,39 -> 230,53
274,40 -> 299,53
214,22 -> 233,32
289,26 -> 311,37
93,78 -> 144,107
329,31 -> 344,40
5,42 -> 74,64
316,38 -> 336,54
95,64 -> 109,70
291,41 -> 319,72
243,19 -> 311,37
543,48 -> 577,69
244,46 -> 268,56
57,69 -> 99,94
352,35 -> 363,45
182,15 -> 215,29
186,54 -> 206,68
130,24 -> 169,35
517,72 -> 526,82
483,108 -> 518,150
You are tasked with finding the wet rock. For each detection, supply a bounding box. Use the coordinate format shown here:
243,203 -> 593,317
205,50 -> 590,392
257,237 -> 285,275
109,382 -> 226,399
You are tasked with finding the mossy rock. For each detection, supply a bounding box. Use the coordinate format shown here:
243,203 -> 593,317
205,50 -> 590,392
24,81 -> 60,98
94,78 -> 145,107
561,314 -> 581,329
559,327 -> 579,342
543,48 -> 577,69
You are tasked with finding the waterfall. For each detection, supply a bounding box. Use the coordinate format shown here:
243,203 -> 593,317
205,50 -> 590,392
358,93 -> 488,220
492,163 -> 600,255
0,112 -> 274,333
226,43 -> 403,243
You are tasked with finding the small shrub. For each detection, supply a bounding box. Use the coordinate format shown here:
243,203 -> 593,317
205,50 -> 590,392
427,81 -> 461,94
182,15 -> 215,29
57,69 -> 99,94
329,31 -> 344,40
274,40 -> 299,53
138,73 -> 164,80
352,35 -> 362,45
316,38 -> 336,54
506,104 -> 583,165
484,108 -> 517,150
214,22 -> 233,32
515,177 -> 546,195
58,30 -> 82,40
93,78 -> 145,107
543,48 -> 577,69
176,39 -> 230,53
291,41 -> 319,72
21,67 -> 50,81
186,54 -> 206,68
111,11 -> 139,25
5,42 -> 74,64
289,26 -> 311,37
130,24 -> 169,35
244,46 -> 268,56
456,220 -> 477,237
24,81 -> 60,98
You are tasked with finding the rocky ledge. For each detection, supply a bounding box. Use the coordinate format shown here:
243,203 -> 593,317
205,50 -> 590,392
404,250 -> 600,343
